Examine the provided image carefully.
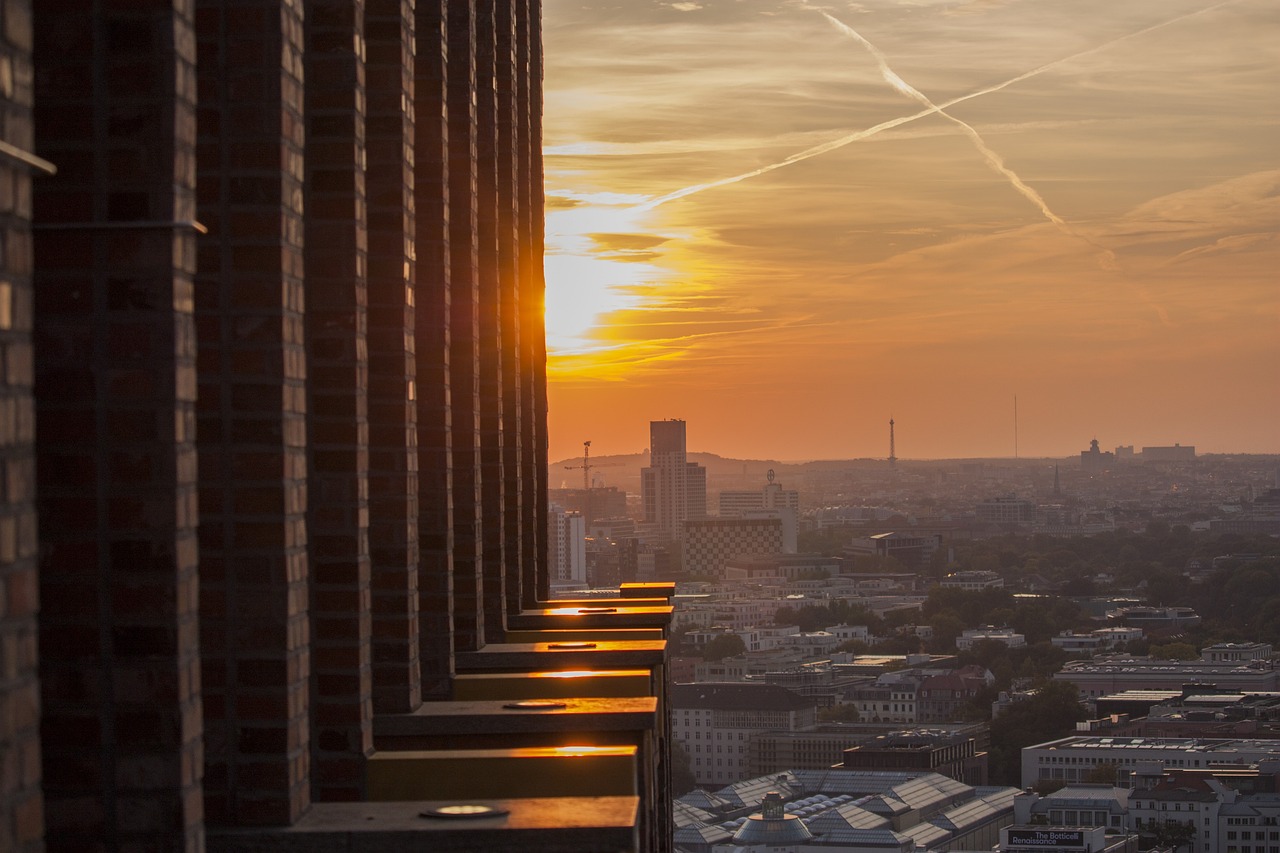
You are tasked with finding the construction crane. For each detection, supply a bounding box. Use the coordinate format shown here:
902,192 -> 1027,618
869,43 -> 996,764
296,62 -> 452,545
563,440 -> 621,490
563,440 -> 623,524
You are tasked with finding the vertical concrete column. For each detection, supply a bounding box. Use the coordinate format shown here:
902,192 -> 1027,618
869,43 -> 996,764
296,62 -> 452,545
364,0 -> 423,713
447,0 -> 484,653
0,4 -> 40,852
194,0 -> 310,826
33,1 -> 203,847
495,0 -> 524,618
515,0 -> 547,604
479,0 -> 512,639
304,0 -> 374,797
413,0 -> 455,698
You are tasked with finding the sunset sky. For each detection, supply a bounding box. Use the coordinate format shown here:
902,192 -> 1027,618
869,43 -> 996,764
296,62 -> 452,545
541,0 -> 1279,463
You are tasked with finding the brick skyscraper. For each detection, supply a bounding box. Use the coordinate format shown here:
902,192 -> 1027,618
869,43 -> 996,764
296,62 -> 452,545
0,2 -> 671,852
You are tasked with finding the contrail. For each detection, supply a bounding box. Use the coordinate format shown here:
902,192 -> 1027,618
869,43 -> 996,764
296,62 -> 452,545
822,11 -> 1121,267
635,0 -> 1239,212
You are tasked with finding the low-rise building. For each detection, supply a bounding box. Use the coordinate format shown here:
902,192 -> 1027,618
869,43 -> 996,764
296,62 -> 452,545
957,626 -> 1027,650
843,728 -> 988,786
1052,627 -> 1144,655
844,532 -> 942,571
1054,653 -> 1278,698
940,569 -> 1004,590
673,769 -> 1021,853
672,682 -> 818,787
1021,736 -> 1280,791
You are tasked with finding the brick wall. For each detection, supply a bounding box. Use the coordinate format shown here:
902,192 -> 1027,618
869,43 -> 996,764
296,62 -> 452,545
480,0 -> 513,640
195,0 -> 311,826
304,0 -> 374,799
0,2 -> 40,850
517,0 -> 547,605
20,0 -> 554,845
366,0 -> 425,712
34,2 -> 203,847
448,0 -> 485,654
499,0 -> 526,620
413,0 -> 456,699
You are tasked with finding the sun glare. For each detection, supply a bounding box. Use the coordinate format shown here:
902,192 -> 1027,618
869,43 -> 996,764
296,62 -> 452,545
543,191 -> 678,367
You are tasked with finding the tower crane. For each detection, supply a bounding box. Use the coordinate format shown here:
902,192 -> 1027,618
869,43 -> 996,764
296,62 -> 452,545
562,440 -> 623,524
563,440 -> 622,490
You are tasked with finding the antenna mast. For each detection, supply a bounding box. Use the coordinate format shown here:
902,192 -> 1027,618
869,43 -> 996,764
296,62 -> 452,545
889,418 -> 897,467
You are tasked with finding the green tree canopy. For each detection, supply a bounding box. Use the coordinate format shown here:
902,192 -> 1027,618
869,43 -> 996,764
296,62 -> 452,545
989,681 -> 1086,786
703,633 -> 746,661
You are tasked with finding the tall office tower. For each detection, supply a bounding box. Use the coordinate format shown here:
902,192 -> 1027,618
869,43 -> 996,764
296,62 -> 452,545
642,419 -> 706,541
548,504 -> 587,584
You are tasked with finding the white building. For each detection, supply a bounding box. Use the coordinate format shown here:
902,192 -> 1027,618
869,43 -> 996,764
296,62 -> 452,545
1051,627 -> 1143,655
957,626 -> 1026,650
547,503 -> 586,583
1054,652 -> 1278,698
671,682 -> 817,786
1021,736 -> 1280,791
1128,766 -> 1229,853
940,570 -> 1004,591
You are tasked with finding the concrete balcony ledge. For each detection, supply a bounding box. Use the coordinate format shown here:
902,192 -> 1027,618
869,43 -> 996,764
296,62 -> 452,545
451,669 -> 654,701
455,639 -> 667,673
501,627 -> 664,643
541,596 -> 670,607
207,796 -> 640,853
367,746 -> 639,800
507,605 -> 673,632
372,696 -> 658,749
620,581 -> 677,600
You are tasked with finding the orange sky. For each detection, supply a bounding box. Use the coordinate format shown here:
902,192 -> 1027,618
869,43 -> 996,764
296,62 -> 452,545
541,0 -> 1279,463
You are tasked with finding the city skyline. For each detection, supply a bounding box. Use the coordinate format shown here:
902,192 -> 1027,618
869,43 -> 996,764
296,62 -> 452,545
541,0 -> 1279,462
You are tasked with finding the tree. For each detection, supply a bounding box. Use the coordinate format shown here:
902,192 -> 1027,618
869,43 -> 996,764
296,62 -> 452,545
703,633 -> 746,661
1149,641 -> 1197,661
988,681 -> 1086,785
818,704 -> 861,723
1149,819 -> 1196,852
670,741 -> 698,796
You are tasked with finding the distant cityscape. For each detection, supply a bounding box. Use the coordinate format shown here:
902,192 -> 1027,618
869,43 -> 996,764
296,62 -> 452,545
552,419 -> 1280,852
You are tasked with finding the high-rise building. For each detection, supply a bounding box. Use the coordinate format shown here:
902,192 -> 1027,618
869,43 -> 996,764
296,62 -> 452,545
2,4 -> 674,852
548,504 -> 587,584
641,419 -> 706,541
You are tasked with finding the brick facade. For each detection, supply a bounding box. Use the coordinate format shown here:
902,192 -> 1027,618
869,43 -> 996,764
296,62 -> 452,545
447,0 -> 485,654
0,3 -> 41,851
34,2 -> 204,848
6,0 -> 626,849
304,0 -> 374,801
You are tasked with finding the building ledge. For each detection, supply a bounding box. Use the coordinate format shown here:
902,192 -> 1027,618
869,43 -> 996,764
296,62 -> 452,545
207,796 -> 640,853
372,696 -> 657,748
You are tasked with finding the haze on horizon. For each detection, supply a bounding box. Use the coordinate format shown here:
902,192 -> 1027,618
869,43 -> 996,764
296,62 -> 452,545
541,0 -> 1279,463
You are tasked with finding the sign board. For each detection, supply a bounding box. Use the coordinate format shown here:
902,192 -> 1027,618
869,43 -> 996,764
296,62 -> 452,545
1006,828 -> 1087,848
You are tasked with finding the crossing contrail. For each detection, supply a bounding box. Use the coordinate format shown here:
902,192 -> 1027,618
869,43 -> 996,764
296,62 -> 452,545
634,0 -> 1239,213
822,11 -> 1120,267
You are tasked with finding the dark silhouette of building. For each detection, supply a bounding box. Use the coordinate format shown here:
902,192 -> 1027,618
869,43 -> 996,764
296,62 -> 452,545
0,3 -> 671,852
843,730 -> 989,786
